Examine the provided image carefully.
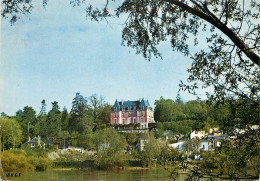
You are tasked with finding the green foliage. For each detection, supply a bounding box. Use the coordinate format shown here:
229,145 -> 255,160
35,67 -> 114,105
139,133 -> 161,168
93,128 -> 127,169
15,106 -> 37,137
0,117 -> 23,150
201,139 -> 260,179
124,132 -> 137,146
157,120 -> 194,135
28,156 -> 51,171
94,152 -> 127,169
61,107 -> 69,131
154,97 -> 217,132
69,93 -> 111,133
0,150 -> 51,171
69,93 -> 89,133
0,150 -> 34,172
154,97 -> 177,122
45,101 -> 62,138
158,144 -> 184,167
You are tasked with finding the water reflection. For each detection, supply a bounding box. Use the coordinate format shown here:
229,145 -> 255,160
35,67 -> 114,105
5,169 -> 256,181
6,169 -> 174,181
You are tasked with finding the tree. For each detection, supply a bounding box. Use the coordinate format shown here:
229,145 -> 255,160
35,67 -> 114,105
39,99 -> 47,116
139,132 -> 161,167
35,99 -> 48,137
45,101 -> 62,138
0,118 -> 23,150
124,132 -> 137,146
200,138 -> 259,179
185,137 -> 201,159
154,97 -> 176,122
0,112 -> 8,118
93,128 -> 127,169
86,94 -> 112,125
61,107 -> 69,131
69,93 -> 88,132
15,106 -> 37,138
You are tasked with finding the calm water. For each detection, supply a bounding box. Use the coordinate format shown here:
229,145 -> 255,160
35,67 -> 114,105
3,169 -> 188,181
3,169 -> 259,181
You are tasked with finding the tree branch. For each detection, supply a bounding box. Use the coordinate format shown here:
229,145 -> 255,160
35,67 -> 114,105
162,0 -> 260,66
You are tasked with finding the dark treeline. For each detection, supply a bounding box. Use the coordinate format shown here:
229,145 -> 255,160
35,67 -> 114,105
154,95 -> 259,136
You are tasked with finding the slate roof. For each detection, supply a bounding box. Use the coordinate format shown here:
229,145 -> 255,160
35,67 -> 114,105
21,137 -> 53,147
113,98 -> 151,110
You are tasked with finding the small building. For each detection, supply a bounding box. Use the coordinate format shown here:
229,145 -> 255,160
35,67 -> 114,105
21,136 -> 46,149
110,98 -> 155,129
190,130 -> 206,140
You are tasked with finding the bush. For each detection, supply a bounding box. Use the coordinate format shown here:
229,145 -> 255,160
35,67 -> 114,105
1,151 -> 34,172
0,150 -> 51,171
94,152 -> 127,169
28,157 -> 51,171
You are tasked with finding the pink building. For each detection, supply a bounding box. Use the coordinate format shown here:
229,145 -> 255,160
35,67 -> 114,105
110,99 -> 154,129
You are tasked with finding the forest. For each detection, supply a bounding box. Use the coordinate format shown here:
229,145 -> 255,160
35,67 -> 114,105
0,92 -> 257,151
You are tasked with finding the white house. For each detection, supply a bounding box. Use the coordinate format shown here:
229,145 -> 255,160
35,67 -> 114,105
190,131 -> 206,139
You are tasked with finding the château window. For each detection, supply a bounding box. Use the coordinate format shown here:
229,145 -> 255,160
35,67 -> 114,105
134,118 -> 137,123
122,113 -> 125,117
114,119 -> 117,124
114,112 -> 117,117
128,112 -> 131,117
141,118 -> 144,123
141,111 -> 144,116
134,111 -> 137,117
123,119 -> 125,124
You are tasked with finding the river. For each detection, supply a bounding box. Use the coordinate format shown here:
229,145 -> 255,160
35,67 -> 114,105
3,169 -> 189,181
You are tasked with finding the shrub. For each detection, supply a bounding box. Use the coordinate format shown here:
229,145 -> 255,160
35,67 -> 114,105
94,152 -> 127,169
1,151 -> 34,172
0,150 -> 51,171
28,156 -> 51,171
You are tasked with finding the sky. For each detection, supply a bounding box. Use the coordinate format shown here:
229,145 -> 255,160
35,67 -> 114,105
0,0 -> 203,115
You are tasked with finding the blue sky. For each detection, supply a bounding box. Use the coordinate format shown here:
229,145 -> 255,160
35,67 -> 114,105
0,0 -> 202,115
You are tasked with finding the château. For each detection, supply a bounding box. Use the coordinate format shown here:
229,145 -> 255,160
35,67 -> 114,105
110,98 -> 155,129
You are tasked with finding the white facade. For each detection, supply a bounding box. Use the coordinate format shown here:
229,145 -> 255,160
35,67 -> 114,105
169,141 -> 186,151
199,140 -> 209,151
190,131 -> 206,139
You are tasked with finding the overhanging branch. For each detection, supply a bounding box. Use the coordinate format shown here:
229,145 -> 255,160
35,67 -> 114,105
162,0 -> 260,66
